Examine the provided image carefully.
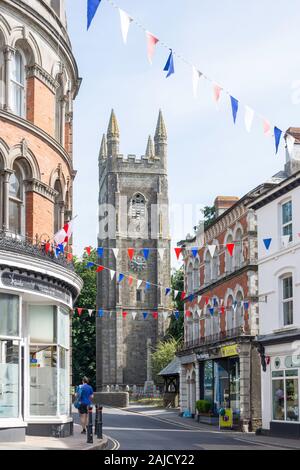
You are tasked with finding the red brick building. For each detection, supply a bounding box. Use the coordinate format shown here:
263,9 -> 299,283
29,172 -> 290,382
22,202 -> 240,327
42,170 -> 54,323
0,0 -> 82,441
178,185 -> 276,431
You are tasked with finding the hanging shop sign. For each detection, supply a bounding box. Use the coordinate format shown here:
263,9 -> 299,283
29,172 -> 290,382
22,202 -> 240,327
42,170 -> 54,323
220,344 -> 240,358
1,271 -> 71,305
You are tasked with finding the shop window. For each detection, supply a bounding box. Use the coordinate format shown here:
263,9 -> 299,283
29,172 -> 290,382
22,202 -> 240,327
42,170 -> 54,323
29,305 -> 56,344
59,347 -> 68,415
0,339 -> 20,418
282,275 -> 293,326
10,50 -> 26,118
203,360 -> 213,406
272,369 -> 299,422
282,200 -> 293,243
0,294 -> 19,337
29,345 -> 57,416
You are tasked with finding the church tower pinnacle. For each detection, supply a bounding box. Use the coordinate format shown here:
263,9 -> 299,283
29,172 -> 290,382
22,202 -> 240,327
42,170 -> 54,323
99,134 -> 107,160
107,109 -> 120,156
145,135 -> 155,159
154,109 -> 167,162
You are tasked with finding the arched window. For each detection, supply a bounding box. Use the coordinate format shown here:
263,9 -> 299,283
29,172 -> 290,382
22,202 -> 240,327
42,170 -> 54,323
9,163 -> 25,235
226,234 -> 234,274
187,262 -> 193,293
234,228 -> 243,270
11,50 -> 26,117
205,251 -> 211,284
211,249 -> 218,280
235,291 -> 244,328
130,193 -> 146,220
226,295 -> 234,332
54,180 -> 63,233
205,314 -> 211,338
193,258 -> 200,290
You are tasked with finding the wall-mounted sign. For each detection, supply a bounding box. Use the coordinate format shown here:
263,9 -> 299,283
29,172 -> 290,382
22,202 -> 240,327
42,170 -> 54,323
220,344 -> 240,358
1,271 -> 71,305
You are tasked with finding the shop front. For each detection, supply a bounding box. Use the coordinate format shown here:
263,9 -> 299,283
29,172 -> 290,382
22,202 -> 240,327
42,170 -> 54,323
199,344 -> 241,425
260,338 -> 300,437
0,263 -> 82,442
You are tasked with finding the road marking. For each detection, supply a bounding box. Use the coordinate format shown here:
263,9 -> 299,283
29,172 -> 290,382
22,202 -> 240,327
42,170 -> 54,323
107,435 -> 120,450
104,426 -> 216,432
234,437 -> 288,450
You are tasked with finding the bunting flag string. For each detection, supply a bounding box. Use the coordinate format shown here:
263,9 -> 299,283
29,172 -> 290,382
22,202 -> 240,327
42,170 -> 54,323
86,0 -> 297,155
73,302 -> 251,320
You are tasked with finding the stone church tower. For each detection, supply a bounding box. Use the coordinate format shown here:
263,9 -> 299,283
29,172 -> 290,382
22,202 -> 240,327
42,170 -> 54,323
96,110 -> 171,389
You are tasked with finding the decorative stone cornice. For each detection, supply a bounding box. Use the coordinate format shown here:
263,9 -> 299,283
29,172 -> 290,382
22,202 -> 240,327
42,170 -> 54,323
26,63 -> 59,94
24,178 -> 58,202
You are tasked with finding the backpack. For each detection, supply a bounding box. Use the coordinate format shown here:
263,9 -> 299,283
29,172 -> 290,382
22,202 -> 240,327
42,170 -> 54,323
74,385 -> 82,409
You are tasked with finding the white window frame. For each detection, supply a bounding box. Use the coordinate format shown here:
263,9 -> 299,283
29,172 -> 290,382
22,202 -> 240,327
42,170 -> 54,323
10,49 -> 26,118
281,274 -> 294,327
281,199 -> 293,244
271,368 -> 299,423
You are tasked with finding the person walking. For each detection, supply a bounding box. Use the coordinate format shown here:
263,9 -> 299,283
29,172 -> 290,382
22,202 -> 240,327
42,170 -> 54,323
77,377 -> 94,434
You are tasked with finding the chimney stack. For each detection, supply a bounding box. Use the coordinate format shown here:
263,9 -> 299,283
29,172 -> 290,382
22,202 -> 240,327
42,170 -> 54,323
214,196 -> 239,217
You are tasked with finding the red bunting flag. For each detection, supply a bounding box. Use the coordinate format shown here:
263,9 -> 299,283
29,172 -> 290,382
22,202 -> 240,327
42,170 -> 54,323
180,291 -> 186,301
96,265 -> 105,272
85,246 -> 91,256
146,31 -> 159,64
45,242 -> 51,254
77,308 -> 83,316
175,248 -> 183,260
205,297 -> 209,305
221,306 -> 225,315
128,248 -> 134,260
67,252 -> 73,262
152,312 -> 158,319
185,310 -> 192,318
122,311 -> 128,319
226,243 -> 235,257
128,276 -> 133,286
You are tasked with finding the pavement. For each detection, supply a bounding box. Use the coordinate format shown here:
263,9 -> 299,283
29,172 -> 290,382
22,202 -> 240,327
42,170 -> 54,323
0,421 -> 108,451
107,404 -> 300,450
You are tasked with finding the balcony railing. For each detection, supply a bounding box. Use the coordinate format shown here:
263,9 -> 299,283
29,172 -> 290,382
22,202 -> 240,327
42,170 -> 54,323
0,231 -> 75,271
181,326 -> 251,351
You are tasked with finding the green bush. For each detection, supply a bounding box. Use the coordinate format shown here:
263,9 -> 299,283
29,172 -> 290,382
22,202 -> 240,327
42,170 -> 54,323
196,400 -> 212,414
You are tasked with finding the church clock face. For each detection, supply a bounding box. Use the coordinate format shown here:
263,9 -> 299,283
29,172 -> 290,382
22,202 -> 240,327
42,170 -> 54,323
129,255 -> 147,273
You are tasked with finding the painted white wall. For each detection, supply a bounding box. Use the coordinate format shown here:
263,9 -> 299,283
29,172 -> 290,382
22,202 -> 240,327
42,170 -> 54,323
257,184 -> 300,335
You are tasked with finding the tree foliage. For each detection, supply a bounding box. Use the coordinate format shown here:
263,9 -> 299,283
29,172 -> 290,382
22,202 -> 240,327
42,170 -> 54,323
72,250 -> 97,389
202,205 -> 216,229
151,338 -> 179,385
166,267 -> 184,342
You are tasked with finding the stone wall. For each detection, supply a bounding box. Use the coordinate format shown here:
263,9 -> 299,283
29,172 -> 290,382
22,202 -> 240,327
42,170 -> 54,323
93,392 -> 129,408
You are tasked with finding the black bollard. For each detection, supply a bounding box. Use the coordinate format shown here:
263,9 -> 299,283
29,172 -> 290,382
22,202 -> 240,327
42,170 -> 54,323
97,406 -> 103,440
94,404 -> 99,435
87,406 -> 93,444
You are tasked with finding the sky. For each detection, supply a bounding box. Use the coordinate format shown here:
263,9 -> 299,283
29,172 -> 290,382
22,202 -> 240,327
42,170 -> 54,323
66,0 -> 300,266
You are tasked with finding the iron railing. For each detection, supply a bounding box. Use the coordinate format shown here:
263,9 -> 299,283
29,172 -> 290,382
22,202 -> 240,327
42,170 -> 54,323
181,326 -> 251,351
0,231 -> 75,271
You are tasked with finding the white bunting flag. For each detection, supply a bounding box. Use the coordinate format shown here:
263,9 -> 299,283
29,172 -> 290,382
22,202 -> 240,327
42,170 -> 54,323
282,235 -> 290,248
158,248 -> 165,261
286,134 -> 296,158
88,309 -> 93,317
163,311 -> 169,320
192,66 -> 202,98
208,245 -> 216,258
174,290 -> 179,299
112,248 -> 119,259
197,295 -> 202,304
220,299 -> 224,306
131,311 -> 137,320
244,106 -> 254,133
119,9 -> 132,44
110,270 -> 116,280
137,279 -> 143,289
197,309 -> 202,318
